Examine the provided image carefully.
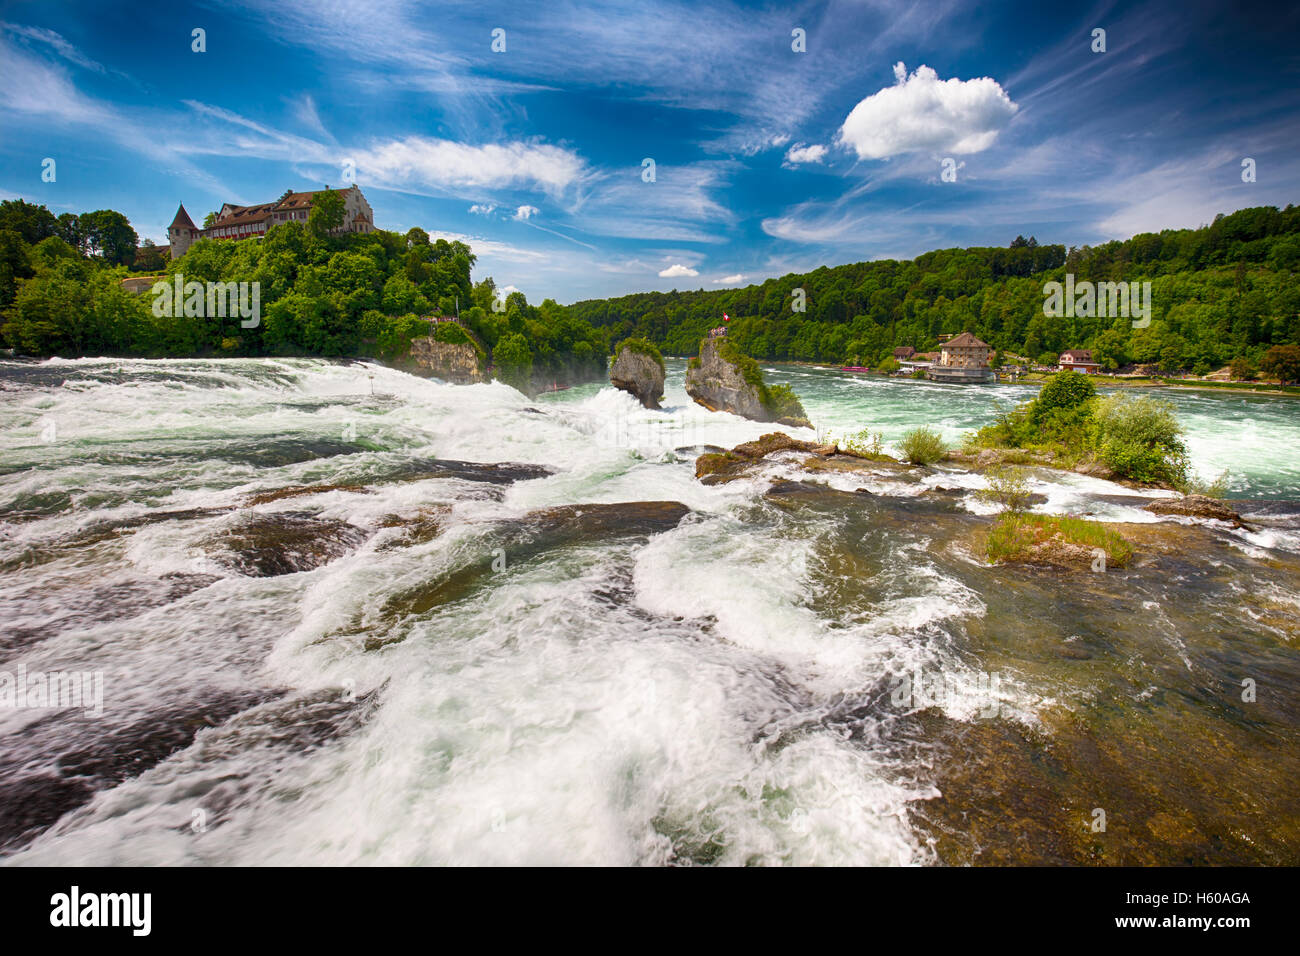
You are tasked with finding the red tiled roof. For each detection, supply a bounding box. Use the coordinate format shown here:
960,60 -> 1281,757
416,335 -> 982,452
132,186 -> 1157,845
1060,349 -> 1096,362
169,204 -> 197,230
210,203 -> 275,228
201,186 -> 365,235
943,331 -> 989,349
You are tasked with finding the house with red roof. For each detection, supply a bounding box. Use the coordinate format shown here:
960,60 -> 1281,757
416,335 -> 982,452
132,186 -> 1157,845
168,185 -> 375,258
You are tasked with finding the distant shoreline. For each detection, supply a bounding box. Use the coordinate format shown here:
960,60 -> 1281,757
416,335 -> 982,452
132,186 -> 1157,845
663,355 -> 1300,399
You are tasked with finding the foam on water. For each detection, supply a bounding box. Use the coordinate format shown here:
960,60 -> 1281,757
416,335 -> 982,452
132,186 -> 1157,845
1,356 -> 1296,865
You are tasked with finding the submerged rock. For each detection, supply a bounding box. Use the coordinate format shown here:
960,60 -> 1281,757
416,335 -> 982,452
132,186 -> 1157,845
244,483 -> 370,506
1145,494 -> 1247,527
0,690 -> 276,853
525,501 -> 691,537
376,501 -> 691,625
609,340 -> 666,409
389,458 -> 555,485
205,512 -> 370,576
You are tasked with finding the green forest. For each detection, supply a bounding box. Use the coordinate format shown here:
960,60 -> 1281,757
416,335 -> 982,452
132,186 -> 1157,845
0,194 -> 605,389
4,195 -> 1300,383
568,204 -> 1300,378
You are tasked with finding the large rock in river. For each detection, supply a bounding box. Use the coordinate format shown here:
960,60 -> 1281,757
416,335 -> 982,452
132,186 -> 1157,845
685,337 -> 811,428
610,341 -> 665,409
406,324 -> 488,384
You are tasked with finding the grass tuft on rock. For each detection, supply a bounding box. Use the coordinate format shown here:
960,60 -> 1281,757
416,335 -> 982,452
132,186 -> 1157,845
614,337 -> 666,374
986,513 -> 1133,569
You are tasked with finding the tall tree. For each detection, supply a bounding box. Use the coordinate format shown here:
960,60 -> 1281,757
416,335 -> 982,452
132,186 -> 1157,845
79,210 -> 138,265
308,188 -> 346,237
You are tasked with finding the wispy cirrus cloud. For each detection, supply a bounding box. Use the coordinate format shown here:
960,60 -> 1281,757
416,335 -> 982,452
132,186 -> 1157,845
2,21 -> 111,74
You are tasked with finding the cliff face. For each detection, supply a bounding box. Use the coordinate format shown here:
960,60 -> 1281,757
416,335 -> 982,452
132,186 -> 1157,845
407,338 -> 486,384
686,338 -> 797,423
610,347 -> 665,409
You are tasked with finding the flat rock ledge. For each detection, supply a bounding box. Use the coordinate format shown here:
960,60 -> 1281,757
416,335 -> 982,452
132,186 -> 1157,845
694,432 -> 906,485
1145,494 -> 1248,527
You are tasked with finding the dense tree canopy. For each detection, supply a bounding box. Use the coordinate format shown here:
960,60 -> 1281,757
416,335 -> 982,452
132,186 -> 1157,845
0,199 -> 607,390
568,205 -> 1300,378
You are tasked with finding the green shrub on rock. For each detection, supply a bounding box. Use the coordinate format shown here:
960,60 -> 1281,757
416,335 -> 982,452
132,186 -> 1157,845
899,426 -> 947,465
614,337 -> 665,374
1092,394 -> 1188,485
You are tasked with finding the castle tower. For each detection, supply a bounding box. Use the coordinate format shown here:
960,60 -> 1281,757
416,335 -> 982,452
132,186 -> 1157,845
168,203 -> 199,260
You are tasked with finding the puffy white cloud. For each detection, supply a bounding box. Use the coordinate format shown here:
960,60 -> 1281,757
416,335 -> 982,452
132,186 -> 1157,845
468,203 -> 496,215
354,137 -> 588,194
658,263 -> 699,278
784,143 -> 828,165
712,273 -> 746,284
837,62 -> 1018,160
514,204 -> 539,220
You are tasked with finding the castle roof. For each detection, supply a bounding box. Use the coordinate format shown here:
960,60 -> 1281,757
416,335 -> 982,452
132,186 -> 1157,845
942,331 -> 989,349
207,186 -> 362,229
169,204 -> 197,230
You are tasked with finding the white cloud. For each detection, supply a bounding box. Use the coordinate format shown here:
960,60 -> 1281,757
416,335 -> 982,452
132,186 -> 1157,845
469,203 -> 496,215
0,32 -> 109,124
514,204 -> 539,220
658,263 -> 699,278
2,22 -> 109,74
712,273 -> 746,284
836,63 -> 1018,160
353,137 -> 589,196
290,93 -> 335,142
784,143 -> 828,165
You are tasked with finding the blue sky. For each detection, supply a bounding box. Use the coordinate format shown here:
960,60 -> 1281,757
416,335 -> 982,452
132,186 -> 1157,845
2,0 -> 1297,302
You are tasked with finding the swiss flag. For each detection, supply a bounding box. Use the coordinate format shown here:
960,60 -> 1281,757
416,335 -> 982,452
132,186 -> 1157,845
723,313 -> 730,322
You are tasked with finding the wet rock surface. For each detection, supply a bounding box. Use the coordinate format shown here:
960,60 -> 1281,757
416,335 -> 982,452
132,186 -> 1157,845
377,501 -> 692,627
610,347 -> 665,409
386,458 -> 555,486
0,690 -> 278,853
1,572 -> 221,652
1145,493 -> 1247,527
695,432 -> 908,485
204,511 -> 370,577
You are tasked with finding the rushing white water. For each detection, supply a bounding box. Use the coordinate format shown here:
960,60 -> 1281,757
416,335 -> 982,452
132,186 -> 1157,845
0,357 -> 1296,865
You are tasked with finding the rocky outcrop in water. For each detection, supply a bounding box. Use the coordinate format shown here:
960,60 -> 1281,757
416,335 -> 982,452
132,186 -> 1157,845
685,338 -> 811,428
1145,494 -> 1247,527
407,338 -> 486,384
610,341 -> 665,409
686,338 -> 767,421
694,432 -> 890,485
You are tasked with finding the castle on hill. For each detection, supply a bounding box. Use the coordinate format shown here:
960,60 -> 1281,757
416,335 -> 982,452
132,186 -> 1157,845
168,185 -> 375,258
